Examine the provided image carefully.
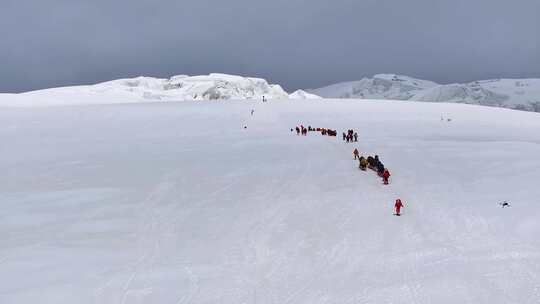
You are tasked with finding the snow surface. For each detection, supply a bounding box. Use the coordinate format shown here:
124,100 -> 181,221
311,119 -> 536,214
309,75 -> 540,112
1,99 -> 540,303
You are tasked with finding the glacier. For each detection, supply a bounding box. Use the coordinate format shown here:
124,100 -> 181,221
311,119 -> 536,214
1,99 -> 539,303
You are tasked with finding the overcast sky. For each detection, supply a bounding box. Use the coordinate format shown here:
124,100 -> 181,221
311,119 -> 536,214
1,0 -> 539,92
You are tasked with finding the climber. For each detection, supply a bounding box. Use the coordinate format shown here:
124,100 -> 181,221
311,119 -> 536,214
394,199 -> 404,216
382,168 -> 391,184
353,148 -> 360,160
359,156 -> 368,171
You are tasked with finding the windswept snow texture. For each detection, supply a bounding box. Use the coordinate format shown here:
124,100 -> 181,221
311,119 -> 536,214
310,75 -> 540,112
289,89 -> 322,99
0,74 -> 289,106
1,100 -> 540,303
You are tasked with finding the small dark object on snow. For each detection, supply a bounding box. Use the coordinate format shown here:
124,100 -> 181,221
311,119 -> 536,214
500,201 -> 511,208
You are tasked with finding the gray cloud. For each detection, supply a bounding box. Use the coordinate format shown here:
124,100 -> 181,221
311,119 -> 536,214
1,0 -> 539,92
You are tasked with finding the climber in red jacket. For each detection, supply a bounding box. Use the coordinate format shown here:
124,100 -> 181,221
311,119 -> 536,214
394,199 -> 404,216
382,169 -> 391,184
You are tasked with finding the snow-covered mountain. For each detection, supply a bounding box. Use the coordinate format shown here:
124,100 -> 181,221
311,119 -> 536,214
0,73 -> 319,107
410,79 -> 540,111
289,89 -> 323,100
3,72 -> 539,111
309,74 -> 439,100
2,100 -> 539,303
309,75 -> 540,112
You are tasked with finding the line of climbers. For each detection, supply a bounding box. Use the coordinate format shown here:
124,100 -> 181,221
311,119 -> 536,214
290,126 -> 405,215
293,125 -> 337,137
353,147 -> 402,214
353,149 -> 391,185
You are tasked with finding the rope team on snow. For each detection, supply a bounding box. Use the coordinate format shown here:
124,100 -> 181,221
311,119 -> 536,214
354,150 -> 391,185
294,125 -> 337,137
292,124 -> 403,215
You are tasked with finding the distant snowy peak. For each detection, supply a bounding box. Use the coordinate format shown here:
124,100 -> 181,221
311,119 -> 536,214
309,75 -> 540,112
372,74 -> 439,89
5,73 -> 540,112
289,89 -> 322,99
309,74 -> 438,100
410,83 -> 507,106
2,74 -> 290,106
93,73 -> 289,101
409,79 -> 540,111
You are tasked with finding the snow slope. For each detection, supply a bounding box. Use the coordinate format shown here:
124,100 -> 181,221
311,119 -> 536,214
411,79 -> 540,111
310,75 -> 540,112
1,99 -> 540,303
0,74 -> 290,107
289,89 -> 322,99
309,74 -> 439,99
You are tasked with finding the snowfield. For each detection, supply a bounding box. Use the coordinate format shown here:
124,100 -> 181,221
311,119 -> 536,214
1,99 -> 540,303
